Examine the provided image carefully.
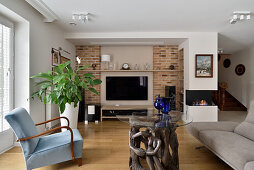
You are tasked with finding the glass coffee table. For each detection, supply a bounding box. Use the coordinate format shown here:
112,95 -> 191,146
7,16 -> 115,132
116,110 -> 192,170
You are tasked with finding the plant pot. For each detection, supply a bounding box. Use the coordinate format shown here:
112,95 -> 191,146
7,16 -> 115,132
60,102 -> 79,131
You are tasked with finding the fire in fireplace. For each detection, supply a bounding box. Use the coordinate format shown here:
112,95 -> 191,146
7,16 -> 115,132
186,90 -> 214,106
192,99 -> 208,106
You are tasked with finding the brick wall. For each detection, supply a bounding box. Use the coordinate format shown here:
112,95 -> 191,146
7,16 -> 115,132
76,45 -> 101,104
153,45 -> 182,110
76,45 -> 183,110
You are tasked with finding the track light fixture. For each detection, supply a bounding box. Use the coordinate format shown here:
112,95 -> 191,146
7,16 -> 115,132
72,13 -> 89,23
230,11 -> 252,24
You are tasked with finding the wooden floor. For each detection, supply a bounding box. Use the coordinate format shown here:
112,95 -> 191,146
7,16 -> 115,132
0,120 -> 232,170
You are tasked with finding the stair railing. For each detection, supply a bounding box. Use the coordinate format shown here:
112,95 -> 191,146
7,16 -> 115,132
213,82 -> 228,110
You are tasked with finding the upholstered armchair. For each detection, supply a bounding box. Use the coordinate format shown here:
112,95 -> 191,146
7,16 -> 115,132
4,107 -> 83,170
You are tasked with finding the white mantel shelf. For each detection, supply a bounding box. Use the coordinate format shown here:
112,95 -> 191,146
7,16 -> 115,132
84,70 -> 184,72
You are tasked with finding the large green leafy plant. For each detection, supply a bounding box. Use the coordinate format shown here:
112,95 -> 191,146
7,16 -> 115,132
31,61 -> 102,113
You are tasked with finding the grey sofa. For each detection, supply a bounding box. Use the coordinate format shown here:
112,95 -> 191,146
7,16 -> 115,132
187,101 -> 254,170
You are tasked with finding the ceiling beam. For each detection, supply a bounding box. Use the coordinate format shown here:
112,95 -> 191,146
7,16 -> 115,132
25,0 -> 58,22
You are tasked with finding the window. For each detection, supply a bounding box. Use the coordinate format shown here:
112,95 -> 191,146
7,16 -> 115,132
0,18 -> 13,132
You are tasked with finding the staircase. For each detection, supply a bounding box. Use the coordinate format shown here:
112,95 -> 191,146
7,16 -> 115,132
213,82 -> 247,111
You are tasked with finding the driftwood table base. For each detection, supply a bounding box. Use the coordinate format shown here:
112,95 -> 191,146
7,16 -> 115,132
129,126 -> 179,170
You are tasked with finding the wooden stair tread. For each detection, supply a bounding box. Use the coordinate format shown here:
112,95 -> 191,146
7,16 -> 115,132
213,89 -> 247,111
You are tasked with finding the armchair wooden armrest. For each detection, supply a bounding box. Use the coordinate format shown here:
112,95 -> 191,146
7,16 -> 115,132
17,126 -> 75,160
35,116 -> 69,127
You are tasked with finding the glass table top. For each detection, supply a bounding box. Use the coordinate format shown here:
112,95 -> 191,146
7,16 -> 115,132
116,109 -> 192,128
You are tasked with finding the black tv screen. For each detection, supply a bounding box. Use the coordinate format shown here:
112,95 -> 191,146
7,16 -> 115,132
106,76 -> 148,100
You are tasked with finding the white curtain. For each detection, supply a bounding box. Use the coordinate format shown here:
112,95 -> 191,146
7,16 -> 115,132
0,22 -> 12,132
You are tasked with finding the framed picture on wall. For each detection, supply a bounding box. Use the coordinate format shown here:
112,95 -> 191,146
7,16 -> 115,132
60,56 -> 70,64
195,54 -> 213,78
51,48 -> 60,66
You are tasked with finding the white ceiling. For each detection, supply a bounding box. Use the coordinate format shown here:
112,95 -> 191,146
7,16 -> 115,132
40,0 -> 254,53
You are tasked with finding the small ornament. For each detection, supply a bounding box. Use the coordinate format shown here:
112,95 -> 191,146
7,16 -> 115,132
223,59 -> 231,68
134,64 -> 139,70
121,63 -> 130,70
144,63 -> 150,70
92,64 -> 96,70
169,65 -> 175,70
235,64 -> 245,76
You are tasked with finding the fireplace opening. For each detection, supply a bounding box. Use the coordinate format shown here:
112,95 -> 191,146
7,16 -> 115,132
186,90 -> 215,106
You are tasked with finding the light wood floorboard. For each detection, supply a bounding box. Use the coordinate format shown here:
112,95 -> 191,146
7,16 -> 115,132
0,120 -> 232,170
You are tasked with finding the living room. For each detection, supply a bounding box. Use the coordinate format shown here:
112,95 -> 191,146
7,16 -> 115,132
0,0 -> 254,170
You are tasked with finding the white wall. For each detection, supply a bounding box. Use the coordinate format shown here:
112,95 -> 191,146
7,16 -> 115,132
219,47 -> 254,107
187,33 -> 218,90
100,46 -> 153,105
0,0 -> 76,132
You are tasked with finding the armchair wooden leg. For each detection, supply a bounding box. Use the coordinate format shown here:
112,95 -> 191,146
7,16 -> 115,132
77,158 -> 82,166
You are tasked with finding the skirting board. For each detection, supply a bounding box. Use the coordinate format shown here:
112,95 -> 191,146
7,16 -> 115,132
187,106 -> 218,122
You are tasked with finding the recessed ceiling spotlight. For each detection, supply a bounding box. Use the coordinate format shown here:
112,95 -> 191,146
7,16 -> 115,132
69,22 -> 77,26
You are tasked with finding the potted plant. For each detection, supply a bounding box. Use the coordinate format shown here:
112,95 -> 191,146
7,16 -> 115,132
31,60 -> 101,129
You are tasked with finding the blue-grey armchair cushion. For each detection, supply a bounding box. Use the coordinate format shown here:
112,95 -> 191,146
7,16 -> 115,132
26,129 -> 83,170
5,107 -> 84,170
4,107 -> 39,157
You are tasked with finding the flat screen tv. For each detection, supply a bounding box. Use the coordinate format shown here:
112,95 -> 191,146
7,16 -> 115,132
106,76 -> 148,100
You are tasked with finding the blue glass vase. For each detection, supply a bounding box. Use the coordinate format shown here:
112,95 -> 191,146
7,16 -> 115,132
161,97 -> 171,114
154,95 -> 164,114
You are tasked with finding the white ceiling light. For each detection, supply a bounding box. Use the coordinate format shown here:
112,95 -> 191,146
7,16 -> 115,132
230,11 -> 252,24
72,13 -> 89,23
240,15 -> 245,20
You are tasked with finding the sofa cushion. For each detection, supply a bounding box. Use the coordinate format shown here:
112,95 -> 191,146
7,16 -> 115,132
234,101 -> 254,141
186,121 -> 239,139
234,122 -> 254,141
244,161 -> 254,170
199,130 -> 254,170
26,129 -> 83,170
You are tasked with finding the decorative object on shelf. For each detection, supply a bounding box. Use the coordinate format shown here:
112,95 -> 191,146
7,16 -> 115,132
101,54 -> 111,70
195,54 -> 213,78
30,60 -> 102,130
223,59 -> 231,68
121,63 -> 130,70
157,66 -> 161,70
169,65 -> 175,70
51,48 -> 60,66
134,64 -> 139,70
92,64 -> 96,70
235,64 -> 245,76
113,63 -> 117,70
60,56 -> 70,64
109,63 -> 113,70
144,63 -> 150,70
